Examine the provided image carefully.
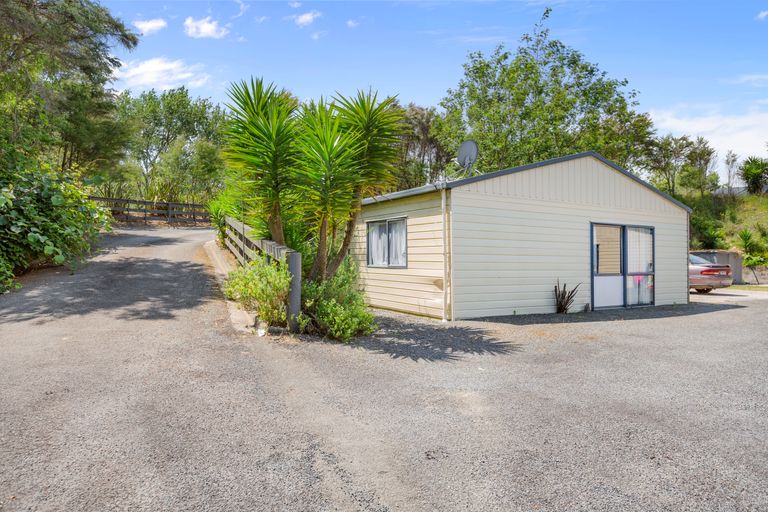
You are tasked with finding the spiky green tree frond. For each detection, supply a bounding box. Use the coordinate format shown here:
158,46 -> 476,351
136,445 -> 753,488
296,100 -> 363,281
224,78 -> 299,244
325,90 -> 404,277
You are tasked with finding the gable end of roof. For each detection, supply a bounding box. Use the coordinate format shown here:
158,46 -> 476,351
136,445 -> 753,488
363,151 -> 692,212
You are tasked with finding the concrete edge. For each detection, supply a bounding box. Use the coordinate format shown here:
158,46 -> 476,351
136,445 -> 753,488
203,239 -> 256,334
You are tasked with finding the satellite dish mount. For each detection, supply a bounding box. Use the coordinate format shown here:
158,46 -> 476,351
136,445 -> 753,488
457,140 -> 479,176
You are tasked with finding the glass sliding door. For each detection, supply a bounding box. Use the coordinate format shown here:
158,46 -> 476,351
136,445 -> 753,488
625,226 -> 654,306
591,224 -> 655,309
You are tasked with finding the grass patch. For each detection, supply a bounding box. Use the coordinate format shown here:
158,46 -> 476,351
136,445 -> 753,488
730,284 -> 768,292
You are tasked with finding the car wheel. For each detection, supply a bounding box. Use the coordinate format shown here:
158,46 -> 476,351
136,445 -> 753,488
695,288 -> 713,294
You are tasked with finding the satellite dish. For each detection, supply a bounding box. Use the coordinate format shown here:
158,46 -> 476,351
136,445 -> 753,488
457,140 -> 479,172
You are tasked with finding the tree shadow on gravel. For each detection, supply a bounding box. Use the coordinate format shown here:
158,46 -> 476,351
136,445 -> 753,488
354,315 -> 521,362
0,257 -> 216,324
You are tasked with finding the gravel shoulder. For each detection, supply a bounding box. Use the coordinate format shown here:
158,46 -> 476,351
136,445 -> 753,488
1,228 -> 767,511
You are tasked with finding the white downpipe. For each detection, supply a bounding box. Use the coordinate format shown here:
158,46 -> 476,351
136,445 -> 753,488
441,187 -> 449,322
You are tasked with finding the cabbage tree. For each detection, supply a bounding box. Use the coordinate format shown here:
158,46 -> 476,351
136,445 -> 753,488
324,90 -> 403,278
296,100 -> 362,281
224,78 -> 299,245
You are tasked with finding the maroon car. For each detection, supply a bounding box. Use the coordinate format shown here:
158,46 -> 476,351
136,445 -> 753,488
689,254 -> 732,293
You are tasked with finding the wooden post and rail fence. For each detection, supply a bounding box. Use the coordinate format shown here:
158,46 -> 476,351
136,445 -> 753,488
223,216 -> 302,333
89,197 -> 210,225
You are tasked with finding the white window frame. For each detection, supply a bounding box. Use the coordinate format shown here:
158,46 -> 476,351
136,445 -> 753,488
366,217 -> 407,269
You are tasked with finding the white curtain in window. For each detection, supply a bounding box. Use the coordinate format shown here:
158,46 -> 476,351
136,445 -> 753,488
388,219 -> 407,267
626,227 -> 653,273
627,275 -> 654,305
367,222 -> 388,266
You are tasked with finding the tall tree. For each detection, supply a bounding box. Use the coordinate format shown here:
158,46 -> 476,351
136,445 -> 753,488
56,80 -> 133,175
0,0 -> 137,81
434,9 -> 654,174
326,90 -> 403,278
224,78 -> 299,245
644,134 -> 692,195
0,0 -> 137,166
0,0 -> 136,289
395,103 -> 452,189
679,137 -> 718,198
118,87 -> 225,199
724,150 -> 739,195
296,100 -> 362,281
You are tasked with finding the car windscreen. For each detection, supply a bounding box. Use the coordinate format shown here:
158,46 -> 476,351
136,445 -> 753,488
689,254 -> 711,265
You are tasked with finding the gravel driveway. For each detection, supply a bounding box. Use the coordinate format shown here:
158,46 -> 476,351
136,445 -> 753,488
1,227 -> 766,511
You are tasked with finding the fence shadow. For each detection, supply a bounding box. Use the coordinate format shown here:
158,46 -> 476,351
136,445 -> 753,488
0,257 -> 216,324
352,315 -> 521,362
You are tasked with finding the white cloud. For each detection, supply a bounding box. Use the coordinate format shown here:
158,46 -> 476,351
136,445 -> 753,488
732,74 -> 768,87
232,0 -> 249,19
114,57 -> 210,90
311,31 -> 327,41
184,16 -> 229,39
237,35 -> 247,43
254,15 -> 269,24
346,19 -> 359,28
288,1 -> 302,7
651,105 -> 768,177
288,10 -> 321,27
757,10 -> 768,20
133,18 -> 167,35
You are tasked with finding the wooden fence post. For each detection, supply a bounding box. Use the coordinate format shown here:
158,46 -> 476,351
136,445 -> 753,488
287,251 -> 302,333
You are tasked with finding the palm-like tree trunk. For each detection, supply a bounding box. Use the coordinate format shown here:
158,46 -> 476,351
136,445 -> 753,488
326,194 -> 361,278
309,214 -> 329,281
268,201 -> 285,245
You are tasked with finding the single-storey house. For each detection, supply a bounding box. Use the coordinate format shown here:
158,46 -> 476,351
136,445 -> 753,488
350,151 -> 691,320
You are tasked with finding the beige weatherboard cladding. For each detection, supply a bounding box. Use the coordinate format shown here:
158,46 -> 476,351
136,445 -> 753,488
352,152 -> 690,320
351,191 -> 447,318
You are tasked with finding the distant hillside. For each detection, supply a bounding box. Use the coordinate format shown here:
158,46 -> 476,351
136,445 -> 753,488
687,194 -> 768,252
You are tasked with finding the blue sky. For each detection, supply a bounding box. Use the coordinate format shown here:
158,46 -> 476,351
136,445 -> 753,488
107,0 -> 768,175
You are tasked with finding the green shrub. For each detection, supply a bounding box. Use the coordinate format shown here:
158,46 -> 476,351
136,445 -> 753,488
223,254 -> 292,327
755,223 -> 768,242
207,189 -> 240,245
689,213 -> 726,250
301,260 -> 375,342
738,228 -> 764,256
1,166 -> 109,292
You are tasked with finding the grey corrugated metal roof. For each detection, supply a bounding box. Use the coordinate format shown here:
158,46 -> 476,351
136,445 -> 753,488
362,151 -> 692,213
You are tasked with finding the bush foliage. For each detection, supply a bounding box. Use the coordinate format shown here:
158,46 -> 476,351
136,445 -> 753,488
301,260 -> 375,342
223,254 -> 292,328
1,167 -> 109,291
222,255 -> 373,341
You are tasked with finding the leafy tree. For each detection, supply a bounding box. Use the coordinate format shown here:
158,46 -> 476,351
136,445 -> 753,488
435,9 -> 654,174
153,137 -> 224,203
739,156 -> 768,194
724,150 -> 739,195
0,0 -> 136,290
679,136 -> 718,198
394,103 -> 452,189
0,0 -> 137,81
117,87 -> 225,200
56,80 -> 133,175
644,134 -> 692,195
